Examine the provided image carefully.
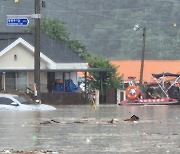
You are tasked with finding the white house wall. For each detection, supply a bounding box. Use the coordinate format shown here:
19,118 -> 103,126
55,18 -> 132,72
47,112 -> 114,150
0,44 -> 48,69
0,38 -> 88,93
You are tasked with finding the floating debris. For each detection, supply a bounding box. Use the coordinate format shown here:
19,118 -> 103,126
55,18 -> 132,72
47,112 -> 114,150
86,138 -> 91,144
124,115 -> 140,122
74,121 -> 85,124
40,119 -> 60,125
51,119 -> 60,123
107,118 -> 119,124
40,121 -> 52,125
1,149 -> 62,154
108,119 -> 114,124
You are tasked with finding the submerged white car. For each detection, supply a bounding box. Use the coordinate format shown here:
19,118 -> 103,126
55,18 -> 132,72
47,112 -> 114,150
0,93 -> 56,111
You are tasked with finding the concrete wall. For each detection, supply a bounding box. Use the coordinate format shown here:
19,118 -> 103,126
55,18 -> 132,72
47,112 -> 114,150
40,92 -> 89,105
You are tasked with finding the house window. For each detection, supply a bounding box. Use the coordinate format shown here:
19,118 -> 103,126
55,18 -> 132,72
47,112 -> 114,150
55,72 -> 63,80
47,72 -> 55,92
14,54 -> 17,60
5,72 -> 16,90
5,72 -> 27,91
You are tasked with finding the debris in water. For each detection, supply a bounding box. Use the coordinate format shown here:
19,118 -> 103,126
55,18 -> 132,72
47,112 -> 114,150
86,137 -> 92,144
107,118 -> 119,124
51,119 -> 60,123
108,119 -> 114,124
40,119 -> 60,125
86,138 -> 91,143
124,115 -> 140,121
40,121 -> 52,125
74,121 -> 85,124
1,149 -> 61,154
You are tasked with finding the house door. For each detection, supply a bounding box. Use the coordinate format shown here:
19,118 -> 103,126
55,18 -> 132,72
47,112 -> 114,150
5,72 -> 16,90
47,72 -> 55,92
16,72 -> 27,91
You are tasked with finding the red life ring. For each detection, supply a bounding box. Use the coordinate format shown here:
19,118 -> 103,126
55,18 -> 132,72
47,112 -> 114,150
126,85 -> 140,100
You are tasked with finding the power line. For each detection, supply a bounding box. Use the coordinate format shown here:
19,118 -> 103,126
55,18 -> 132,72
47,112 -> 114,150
1,2 -> 179,24
1,5 -> 33,11
75,36 -> 180,41
46,1 -> 150,20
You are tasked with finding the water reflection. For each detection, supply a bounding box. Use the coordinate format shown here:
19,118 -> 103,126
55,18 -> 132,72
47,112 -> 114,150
0,105 -> 179,153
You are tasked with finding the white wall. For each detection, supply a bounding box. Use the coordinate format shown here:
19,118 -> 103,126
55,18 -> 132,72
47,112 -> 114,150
0,42 -> 81,92
0,44 -> 48,69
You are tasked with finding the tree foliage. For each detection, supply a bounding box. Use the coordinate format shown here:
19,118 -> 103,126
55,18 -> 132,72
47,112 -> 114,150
2,0 -> 180,60
26,17 -> 123,89
85,55 -> 122,89
53,0 -> 180,60
41,18 -> 69,42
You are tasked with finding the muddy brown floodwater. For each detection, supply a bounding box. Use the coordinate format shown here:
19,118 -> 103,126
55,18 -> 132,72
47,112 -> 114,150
0,104 -> 180,154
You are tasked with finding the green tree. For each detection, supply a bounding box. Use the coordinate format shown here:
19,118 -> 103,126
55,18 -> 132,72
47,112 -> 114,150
26,17 -> 123,89
41,18 -> 69,42
85,55 -> 122,89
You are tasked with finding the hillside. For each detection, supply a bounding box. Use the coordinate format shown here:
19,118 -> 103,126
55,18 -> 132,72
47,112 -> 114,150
0,0 -> 180,60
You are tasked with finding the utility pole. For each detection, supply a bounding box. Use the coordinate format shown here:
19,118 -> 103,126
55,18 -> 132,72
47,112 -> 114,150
34,0 -> 41,102
139,27 -> 146,85
133,24 -> 146,85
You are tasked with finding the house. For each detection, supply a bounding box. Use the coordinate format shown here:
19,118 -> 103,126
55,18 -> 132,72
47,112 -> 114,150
0,32 -> 88,92
110,60 -> 180,83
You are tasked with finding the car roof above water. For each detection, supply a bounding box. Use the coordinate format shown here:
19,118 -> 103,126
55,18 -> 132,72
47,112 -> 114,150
0,93 -> 19,98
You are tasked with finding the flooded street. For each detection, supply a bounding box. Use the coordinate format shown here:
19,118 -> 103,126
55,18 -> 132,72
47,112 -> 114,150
0,105 -> 180,153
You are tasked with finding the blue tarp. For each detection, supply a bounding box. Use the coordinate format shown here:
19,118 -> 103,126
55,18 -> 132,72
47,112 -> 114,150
53,83 -> 64,92
53,79 -> 79,92
65,79 -> 79,92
